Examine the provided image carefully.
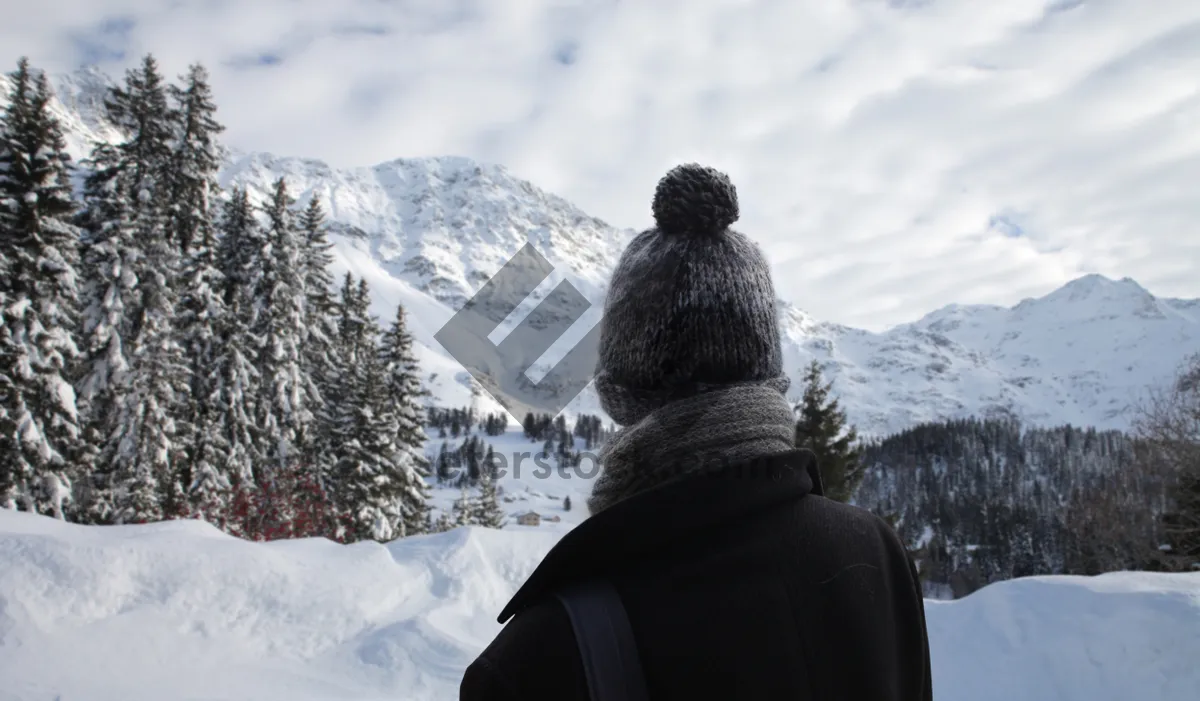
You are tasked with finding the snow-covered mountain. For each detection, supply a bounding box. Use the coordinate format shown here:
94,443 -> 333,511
10,67 -> 1200,436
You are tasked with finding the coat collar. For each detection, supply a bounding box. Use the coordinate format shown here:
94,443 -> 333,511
497,449 -> 821,623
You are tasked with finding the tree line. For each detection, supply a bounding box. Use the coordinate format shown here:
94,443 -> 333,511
0,55 -> 430,542
795,355 -> 1200,597
855,418 -> 1158,596
427,406 -> 511,437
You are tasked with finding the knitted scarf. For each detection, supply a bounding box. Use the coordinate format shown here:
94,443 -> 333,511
587,382 -> 796,515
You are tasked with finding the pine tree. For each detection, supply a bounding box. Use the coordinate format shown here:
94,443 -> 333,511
563,495 -> 572,512
452,485 -> 474,527
168,62 -> 231,521
211,187 -> 261,496
436,440 -> 452,483
344,335 -> 405,541
0,60 -> 82,516
176,215 -> 231,520
105,55 -> 177,192
296,194 -> 339,481
165,63 -> 222,256
76,55 -> 186,524
794,360 -> 861,503
0,290 -> 15,508
73,143 -> 135,523
475,470 -> 506,528
465,435 -> 482,484
431,510 -> 456,533
379,302 -> 431,534
324,272 -> 361,513
326,276 -> 423,541
251,177 -> 312,476
484,444 -> 497,481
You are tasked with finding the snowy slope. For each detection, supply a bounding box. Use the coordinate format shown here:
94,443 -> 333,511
422,426 -> 599,536
2,506 -> 1198,701
5,66 -> 1199,435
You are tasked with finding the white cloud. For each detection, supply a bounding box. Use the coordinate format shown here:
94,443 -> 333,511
5,0 -> 1200,330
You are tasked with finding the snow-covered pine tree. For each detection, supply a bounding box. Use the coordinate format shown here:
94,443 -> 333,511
0,295 -> 18,509
379,302 -> 431,535
326,276 -> 415,541
122,63 -> 189,521
483,444 -> 497,481
0,59 -> 83,517
73,140 -> 136,524
431,510 -> 456,533
165,63 -> 223,256
296,194 -> 340,485
325,273 -> 360,526
105,55 -> 177,189
451,484 -> 475,527
76,54 -> 187,524
177,224 -> 232,522
474,469 -> 506,529
168,62 -> 232,522
250,177 -> 313,477
211,187 -> 262,502
334,272 -> 361,357
356,334 -> 410,540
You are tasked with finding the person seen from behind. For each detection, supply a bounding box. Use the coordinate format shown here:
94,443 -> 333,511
461,163 -> 933,700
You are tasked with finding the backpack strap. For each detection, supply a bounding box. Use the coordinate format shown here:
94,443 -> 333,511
555,580 -> 650,701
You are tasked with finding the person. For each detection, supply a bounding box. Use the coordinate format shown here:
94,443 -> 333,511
460,164 -> 932,700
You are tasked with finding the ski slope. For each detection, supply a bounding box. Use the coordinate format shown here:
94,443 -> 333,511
2,501 -> 1197,700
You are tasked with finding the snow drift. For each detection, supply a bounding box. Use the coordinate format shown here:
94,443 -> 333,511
1,510 -> 1197,701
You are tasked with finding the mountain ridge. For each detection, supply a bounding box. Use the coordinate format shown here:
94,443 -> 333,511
4,65 -> 1198,436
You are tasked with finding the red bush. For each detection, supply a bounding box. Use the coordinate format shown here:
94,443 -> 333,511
226,462 -> 352,543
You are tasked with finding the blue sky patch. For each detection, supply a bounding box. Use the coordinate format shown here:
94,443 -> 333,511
227,51 -> 284,69
553,41 -> 579,66
988,213 -> 1026,238
71,15 -> 135,65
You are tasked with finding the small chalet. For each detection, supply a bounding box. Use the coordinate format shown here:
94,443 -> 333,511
516,511 -> 541,527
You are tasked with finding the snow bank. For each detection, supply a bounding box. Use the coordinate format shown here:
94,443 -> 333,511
1,509 -> 1197,701
926,572 -> 1200,700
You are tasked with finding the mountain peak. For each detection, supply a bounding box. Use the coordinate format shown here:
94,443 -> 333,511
1027,273 -> 1159,318
1057,273 -> 1148,296
18,65 -> 1200,438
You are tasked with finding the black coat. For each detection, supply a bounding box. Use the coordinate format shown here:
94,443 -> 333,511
460,449 -> 933,700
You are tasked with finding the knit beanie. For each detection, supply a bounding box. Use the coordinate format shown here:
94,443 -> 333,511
593,163 -> 788,426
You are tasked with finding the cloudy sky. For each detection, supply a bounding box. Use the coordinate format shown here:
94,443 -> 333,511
6,0 -> 1200,330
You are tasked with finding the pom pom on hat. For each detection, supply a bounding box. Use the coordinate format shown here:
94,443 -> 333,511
651,163 -> 740,237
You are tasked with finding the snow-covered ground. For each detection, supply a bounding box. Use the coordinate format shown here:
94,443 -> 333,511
2,455 -> 1198,700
